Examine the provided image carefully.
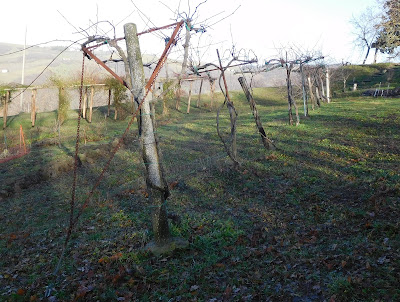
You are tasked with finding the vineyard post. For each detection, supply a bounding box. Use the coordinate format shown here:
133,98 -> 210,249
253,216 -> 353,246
88,86 -> 94,123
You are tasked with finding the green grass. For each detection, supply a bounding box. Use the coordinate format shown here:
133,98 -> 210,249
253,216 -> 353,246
0,89 -> 399,301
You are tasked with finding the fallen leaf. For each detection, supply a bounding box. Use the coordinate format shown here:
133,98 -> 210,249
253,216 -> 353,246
169,181 -> 179,189
110,252 -> 123,261
17,288 -> 25,296
224,286 -> 232,298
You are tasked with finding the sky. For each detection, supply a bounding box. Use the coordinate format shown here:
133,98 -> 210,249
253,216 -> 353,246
1,0 -> 379,65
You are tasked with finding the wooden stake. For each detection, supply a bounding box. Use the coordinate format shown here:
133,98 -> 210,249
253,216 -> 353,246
186,80 -> 193,114
88,86 -> 94,123
20,125 -> 27,154
107,89 -> 111,117
82,87 -> 88,119
31,89 -> 37,127
3,91 -> 9,129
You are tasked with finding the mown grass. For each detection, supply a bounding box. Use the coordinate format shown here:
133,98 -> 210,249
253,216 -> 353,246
0,88 -> 399,301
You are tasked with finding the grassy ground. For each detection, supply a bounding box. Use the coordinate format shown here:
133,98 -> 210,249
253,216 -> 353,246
0,88 -> 399,301
337,63 -> 400,93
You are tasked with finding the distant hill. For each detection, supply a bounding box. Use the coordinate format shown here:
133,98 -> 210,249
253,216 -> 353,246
0,42 -> 174,86
0,42 -> 287,91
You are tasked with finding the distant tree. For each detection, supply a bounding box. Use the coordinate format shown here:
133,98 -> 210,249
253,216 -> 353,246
376,0 -> 400,58
350,8 -> 382,64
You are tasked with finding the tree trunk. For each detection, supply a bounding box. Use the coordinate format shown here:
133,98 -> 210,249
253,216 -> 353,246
217,50 -> 238,166
363,46 -> 371,65
124,23 -> 174,248
307,76 -> 315,110
315,85 -> 321,107
319,74 -> 328,102
300,63 -> 308,116
326,69 -> 331,103
210,80 -> 215,109
373,48 -> 378,64
238,77 -> 274,149
197,79 -> 203,108
175,79 -> 182,111
286,67 -> 294,125
162,94 -> 169,116
176,23 -> 191,111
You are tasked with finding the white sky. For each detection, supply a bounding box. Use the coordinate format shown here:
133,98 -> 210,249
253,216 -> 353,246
1,0 -> 379,64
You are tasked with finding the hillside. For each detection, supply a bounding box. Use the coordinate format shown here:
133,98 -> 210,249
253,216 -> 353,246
0,42 -> 287,90
334,63 -> 400,92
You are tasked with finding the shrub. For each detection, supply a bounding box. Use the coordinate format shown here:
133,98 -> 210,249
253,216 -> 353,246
50,76 -> 71,125
105,77 -> 129,119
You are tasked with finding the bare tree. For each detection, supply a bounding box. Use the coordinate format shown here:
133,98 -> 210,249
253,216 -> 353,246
350,8 -> 381,64
194,49 -> 256,166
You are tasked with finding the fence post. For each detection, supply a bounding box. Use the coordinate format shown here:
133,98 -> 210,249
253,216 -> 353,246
88,86 -> 94,123
186,80 -> 193,114
3,91 -> 9,129
31,89 -> 37,127
82,86 -> 88,119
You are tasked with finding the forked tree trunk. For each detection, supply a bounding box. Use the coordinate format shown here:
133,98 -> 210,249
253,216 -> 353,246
238,77 -> 274,149
125,23 -> 186,253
